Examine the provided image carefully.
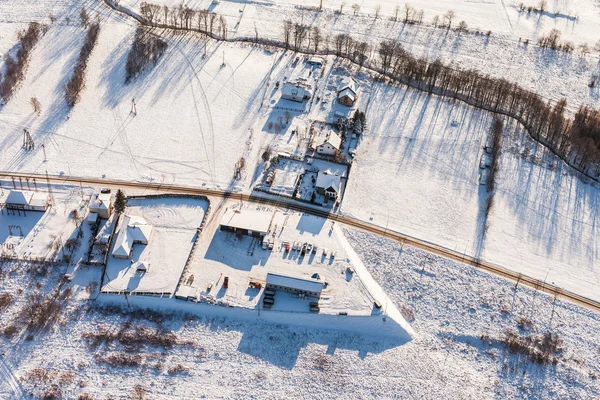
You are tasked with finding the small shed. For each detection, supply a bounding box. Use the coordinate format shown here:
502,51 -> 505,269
86,212 -> 99,225
133,260 -> 150,273
266,272 -> 323,298
308,56 -> 324,66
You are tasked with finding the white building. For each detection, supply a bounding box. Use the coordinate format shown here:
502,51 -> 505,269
281,82 -> 312,102
112,215 -> 153,259
89,192 -> 112,219
220,208 -> 273,238
1,190 -> 48,212
316,170 -> 341,199
315,131 -> 342,156
265,272 -> 323,298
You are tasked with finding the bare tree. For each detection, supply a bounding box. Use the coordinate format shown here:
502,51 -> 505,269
443,10 -> 455,29
375,4 -> 381,19
80,8 -> 89,27
30,97 -> 41,114
538,0 -> 547,12
283,20 -> 293,49
339,2 -> 346,14
403,4 -> 413,23
457,20 -> 467,33
311,26 -> 321,52
432,14 -> 439,27
351,3 -> 360,15
394,5 -> 400,21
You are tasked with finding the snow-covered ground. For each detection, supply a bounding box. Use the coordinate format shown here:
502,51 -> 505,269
102,196 -> 208,294
0,227 -> 599,399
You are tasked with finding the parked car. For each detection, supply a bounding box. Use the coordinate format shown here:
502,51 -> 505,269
223,276 -> 229,289
306,244 -> 313,254
301,244 -> 307,255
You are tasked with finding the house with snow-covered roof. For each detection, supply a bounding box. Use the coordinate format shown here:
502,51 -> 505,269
1,190 -> 49,212
112,215 -> 153,259
337,78 -> 358,107
316,170 -> 341,199
89,192 -> 112,219
315,130 -> 342,156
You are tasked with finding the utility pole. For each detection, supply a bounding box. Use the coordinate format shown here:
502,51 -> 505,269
131,98 -> 137,115
45,170 -> 55,209
42,144 -> 47,161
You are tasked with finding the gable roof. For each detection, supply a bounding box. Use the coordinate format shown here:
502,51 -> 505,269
316,170 -> 341,193
338,78 -> 358,95
317,131 -> 341,150
337,87 -> 356,102
112,215 -> 152,258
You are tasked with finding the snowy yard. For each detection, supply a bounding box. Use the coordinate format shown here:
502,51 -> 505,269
102,196 -> 208,294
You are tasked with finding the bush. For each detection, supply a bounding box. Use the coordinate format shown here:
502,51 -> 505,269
0,292 -> 13,311
125,27 -> 168,83
167,364 -> 189,375
20,292 -> 62,330
96,353 -> 143,367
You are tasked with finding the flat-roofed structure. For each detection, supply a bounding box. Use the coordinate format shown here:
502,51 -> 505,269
1,190 -> 48,212
219,208 -> 273,238
266,272 -> 323,298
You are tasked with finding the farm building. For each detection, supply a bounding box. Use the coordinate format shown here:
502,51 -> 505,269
220,208 -> 273,238
337,78 -> 358,107
89,192 -> 112,219
281,82 -> 312,102
265,272 -> 323,298
112,215 -> 153,259
315,130 -> 342,156
1,190 -> 49,212
316,170 -> 341,199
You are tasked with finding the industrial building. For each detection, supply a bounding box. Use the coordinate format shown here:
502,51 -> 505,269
265,272 -> 323,298
0,190 -> 49,212
112,215 -> 153,259
219,208 -> 273,238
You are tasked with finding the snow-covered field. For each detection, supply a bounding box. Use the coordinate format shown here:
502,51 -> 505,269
0,227 -> 599,399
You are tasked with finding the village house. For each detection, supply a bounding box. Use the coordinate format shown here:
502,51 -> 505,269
89,192 -> 112,219
337,78 -> 358,107
315,130 -> 342,156
281,82 -> 312,102
112,215 -> 153,259
316,170 -> 341,200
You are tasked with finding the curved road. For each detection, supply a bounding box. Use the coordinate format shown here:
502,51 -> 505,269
2,171 -> 599,314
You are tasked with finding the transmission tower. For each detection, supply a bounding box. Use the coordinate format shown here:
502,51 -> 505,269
45,170 -> 55,209
23,129 -> 35,151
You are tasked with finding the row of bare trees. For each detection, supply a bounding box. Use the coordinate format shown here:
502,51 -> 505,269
65,22 -> 101,107
0,23 -> 44,102
375,38 -> 600,176
140,2 -> 227,39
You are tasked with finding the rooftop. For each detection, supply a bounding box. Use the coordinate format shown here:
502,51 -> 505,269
316,170 -> 341,192
112,215 -> 153,258
220,208 -> 273,234
266,272 -> 323,294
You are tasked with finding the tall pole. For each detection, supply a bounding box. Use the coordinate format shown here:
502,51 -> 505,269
42,144 -> 47,161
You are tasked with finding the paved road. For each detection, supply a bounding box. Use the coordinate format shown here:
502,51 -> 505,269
2,171 -> 599,313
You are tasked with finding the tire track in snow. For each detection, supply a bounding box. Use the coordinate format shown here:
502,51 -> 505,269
0,357 -> 24,399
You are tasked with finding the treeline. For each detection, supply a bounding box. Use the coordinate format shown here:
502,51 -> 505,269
139,1 -> 227,39
0,23 -> 44,102
125,27 -> 168,83
65,22 -> 100,107
374,39 -> 600,176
